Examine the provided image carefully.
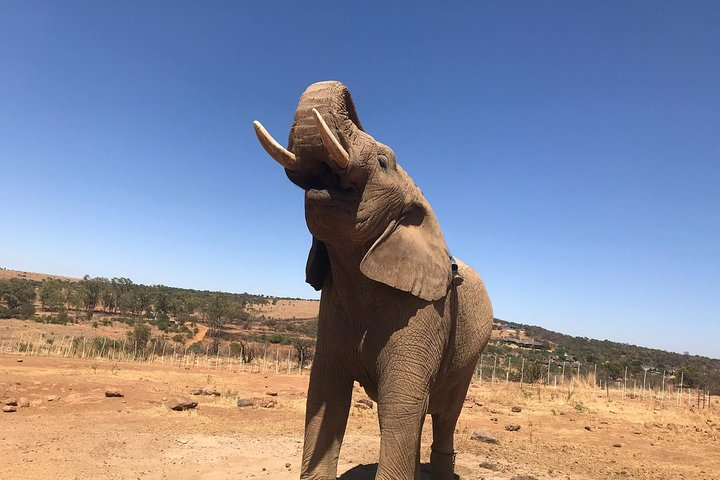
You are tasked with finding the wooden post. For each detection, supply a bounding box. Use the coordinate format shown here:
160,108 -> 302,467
561,361 -> 566,385
520,357 -> 525,389
594,363 -> 597,389
661,370 -> 666,401
679,372 -> 684,406
506,356 -> 511,384
478,355 -> 484,385
492,354 -> 497,383
547,357 -> 551,386
623,366 -> 628,399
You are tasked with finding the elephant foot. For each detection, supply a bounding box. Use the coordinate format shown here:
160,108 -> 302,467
430,447 -> 456,480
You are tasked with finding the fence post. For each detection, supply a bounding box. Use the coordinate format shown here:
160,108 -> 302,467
520,357 -> 525,390
478,355 -> 483,385
492,354 -> 497,383
547,357 -> 551,386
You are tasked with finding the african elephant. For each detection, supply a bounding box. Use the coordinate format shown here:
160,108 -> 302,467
253,81 -> 493,480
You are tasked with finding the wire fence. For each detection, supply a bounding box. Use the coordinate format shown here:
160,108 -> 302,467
0,334 -> 714,410
0,333 -> 309,375
474,353 -> 714,410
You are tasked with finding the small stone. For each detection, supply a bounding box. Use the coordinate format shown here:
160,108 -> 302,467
505,424 -> 521,432
16,359 -> 23,363
3,406 -> 17,413
613,443 -> 622,448
191,388 -> 204,395
266,391 -> 278,397
18,398 -> 30,408
262,400 -> 276,408
470,431 -> 499,444
357,398 -> 374,409
585,426 -> 592,431
479,462 -> 500,471
354,401 -> 370,410
4,398 -> 17,406
105,388 -> 124,398
511,406 -> 522,413
285,463 -> 291,468
168,396 -> 197,411
201,386 -> 220,396
46,395 -> 58,402
236,398 -> 253,408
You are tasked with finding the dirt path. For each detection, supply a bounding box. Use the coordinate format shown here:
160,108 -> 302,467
1,355 -> 718,479
187,323 -> 209,345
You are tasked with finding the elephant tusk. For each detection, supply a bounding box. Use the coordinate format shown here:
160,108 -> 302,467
312,108 -> 349,169
253,120 -> 297,170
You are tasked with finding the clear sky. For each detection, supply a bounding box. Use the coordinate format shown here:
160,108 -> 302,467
1,1 -> 718,358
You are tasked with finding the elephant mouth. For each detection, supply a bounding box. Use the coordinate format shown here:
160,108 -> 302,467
289,163 -> 358,206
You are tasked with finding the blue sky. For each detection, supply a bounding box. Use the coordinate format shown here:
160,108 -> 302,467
1,1 -> 718,358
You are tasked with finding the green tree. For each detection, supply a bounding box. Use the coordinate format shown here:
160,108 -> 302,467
203,295 -> 227,354
80,275 -> 103,319
39,280 -> 64,311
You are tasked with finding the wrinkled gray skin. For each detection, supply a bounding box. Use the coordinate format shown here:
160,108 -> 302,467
255,81 -> 492,480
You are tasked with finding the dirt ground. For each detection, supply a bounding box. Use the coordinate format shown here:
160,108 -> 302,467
1,354 -> 718,480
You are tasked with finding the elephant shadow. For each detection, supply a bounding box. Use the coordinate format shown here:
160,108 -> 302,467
339,463 -> 459,479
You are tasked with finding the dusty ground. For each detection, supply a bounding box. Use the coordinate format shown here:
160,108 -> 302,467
1,354 -> 718,480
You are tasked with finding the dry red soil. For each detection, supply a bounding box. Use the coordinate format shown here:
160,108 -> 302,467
2,354 -> 718,479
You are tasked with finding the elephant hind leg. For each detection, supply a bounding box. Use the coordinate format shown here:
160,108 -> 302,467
430,380 -> 471,480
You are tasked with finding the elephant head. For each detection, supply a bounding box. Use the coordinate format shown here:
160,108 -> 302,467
254,81 -> 452,301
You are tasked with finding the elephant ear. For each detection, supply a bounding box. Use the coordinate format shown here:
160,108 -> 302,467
360,205 -> 451,302
306,237 -> 330,291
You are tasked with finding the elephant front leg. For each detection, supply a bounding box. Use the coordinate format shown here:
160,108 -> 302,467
375,388 -> 429,480
300,361 -> 353,480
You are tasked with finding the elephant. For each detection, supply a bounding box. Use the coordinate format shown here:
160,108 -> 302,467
253,81 -> 493,480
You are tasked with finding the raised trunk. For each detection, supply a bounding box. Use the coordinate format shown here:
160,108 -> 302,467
288,81 -> 364,171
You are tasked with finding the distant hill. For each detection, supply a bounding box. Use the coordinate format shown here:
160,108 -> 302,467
0,268 -> 79,283
1,267 -> 716,392
492,318 -> 720,392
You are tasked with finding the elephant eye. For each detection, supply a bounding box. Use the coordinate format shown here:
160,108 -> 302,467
378,154 -> 388,169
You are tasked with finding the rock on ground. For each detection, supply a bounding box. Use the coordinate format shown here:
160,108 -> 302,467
236,398 -> 253,408
470,431 -> 499,444
168,396 -> 198,411
105,388 -> 124,398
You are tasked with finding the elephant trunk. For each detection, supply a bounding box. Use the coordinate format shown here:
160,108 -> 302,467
288,81 -> 364,171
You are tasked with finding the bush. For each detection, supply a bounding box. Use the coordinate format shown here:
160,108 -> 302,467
188,342 -> 204,354
17,303 -> 35,319
127,323 -> 151,351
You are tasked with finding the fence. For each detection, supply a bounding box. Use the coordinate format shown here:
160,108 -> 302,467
0,333 -> 309,375
474,353 -> 714,410
0,334 -> 715,410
